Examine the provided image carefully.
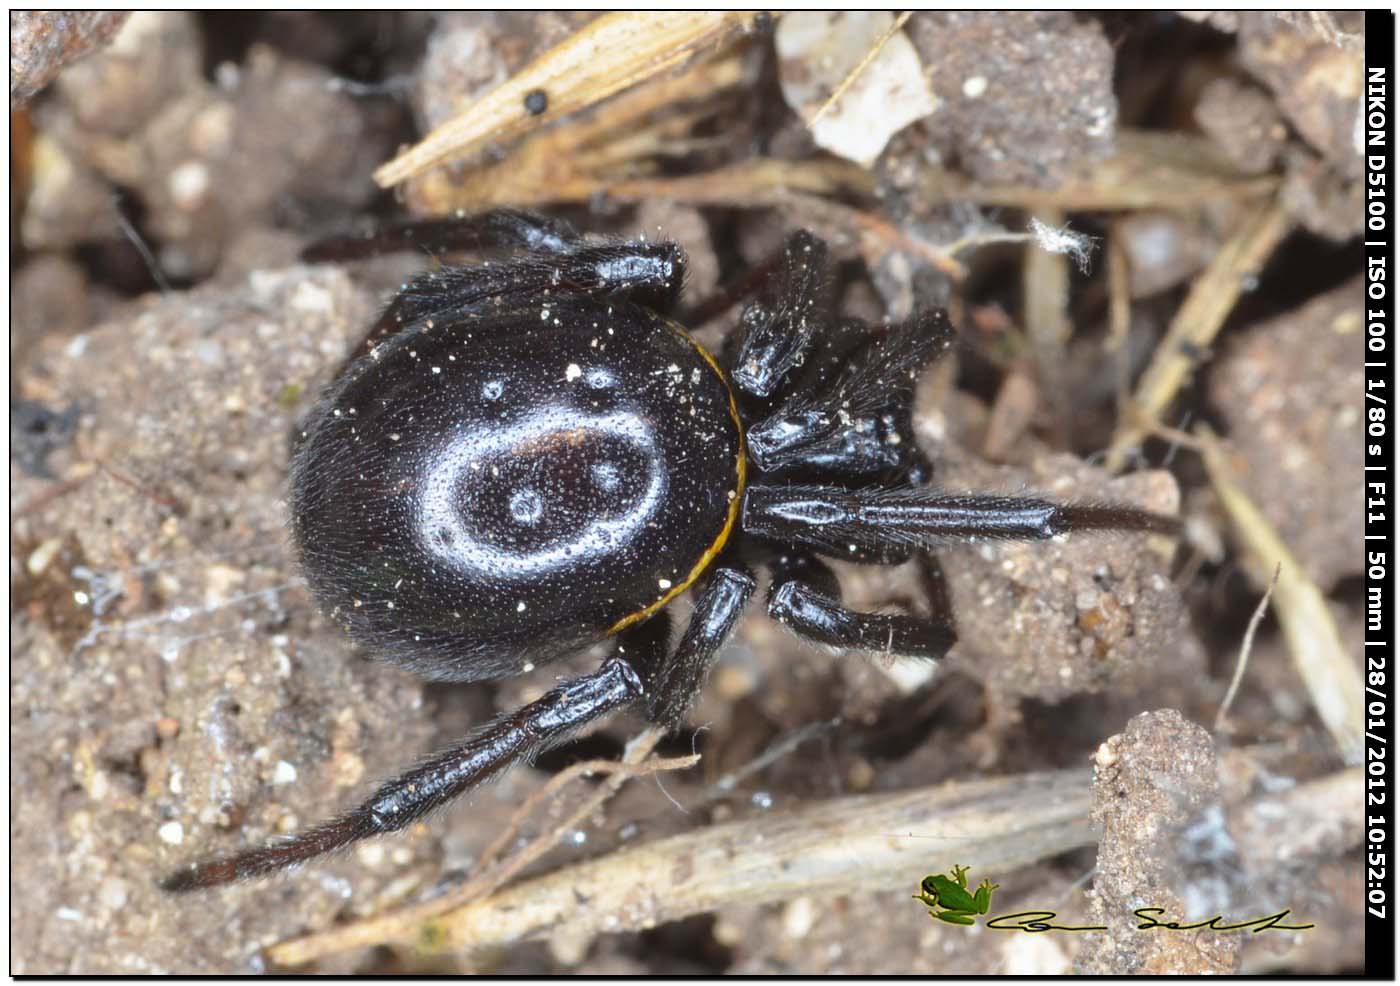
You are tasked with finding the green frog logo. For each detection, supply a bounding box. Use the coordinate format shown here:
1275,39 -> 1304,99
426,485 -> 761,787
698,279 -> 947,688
913,864 -> 1000,926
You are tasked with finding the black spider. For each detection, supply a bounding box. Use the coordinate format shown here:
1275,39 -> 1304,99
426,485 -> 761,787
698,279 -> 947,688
161,210 -> 1176,891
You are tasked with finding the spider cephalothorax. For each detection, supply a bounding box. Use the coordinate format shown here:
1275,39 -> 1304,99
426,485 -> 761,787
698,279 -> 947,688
162,210 -> 1176,891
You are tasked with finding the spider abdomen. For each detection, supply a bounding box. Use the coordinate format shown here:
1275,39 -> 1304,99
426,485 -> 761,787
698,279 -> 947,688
289,298 -> 744,682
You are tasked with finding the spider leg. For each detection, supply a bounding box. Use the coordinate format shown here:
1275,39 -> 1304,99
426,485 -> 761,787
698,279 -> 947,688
746,310 -> 955,478
645,565 -> 758,729
302,208 -> 582,263
730,230 -> 832,400
329,238 -> 688,362
743,483 -> 1180,560
159,622 -> 671,892
767,552 -> 957,660
305,209 -> 688,359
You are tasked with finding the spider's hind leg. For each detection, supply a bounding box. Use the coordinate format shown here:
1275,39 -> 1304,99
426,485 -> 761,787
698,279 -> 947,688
159,621 -> 673,892
766,551 -> 957,662
306,210 -> 689,361
644,565 -> 758,730
302,208 -> 583,263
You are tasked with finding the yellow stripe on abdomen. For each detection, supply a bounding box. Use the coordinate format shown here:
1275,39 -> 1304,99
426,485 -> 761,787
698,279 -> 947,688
607,319 -> 747,635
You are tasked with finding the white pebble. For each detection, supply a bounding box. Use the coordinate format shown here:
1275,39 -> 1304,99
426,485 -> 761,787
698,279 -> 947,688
158,821 -> 184,845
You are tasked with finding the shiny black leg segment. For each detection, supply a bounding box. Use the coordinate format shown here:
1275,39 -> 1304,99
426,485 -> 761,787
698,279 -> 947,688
160,651 -> 648,892
301,208 -> 581,263
917,552 -> 954,626
731,231 -> 831,399
646,565 -> 758,729
767,552 -> 957,661
743,483 -> 1180,560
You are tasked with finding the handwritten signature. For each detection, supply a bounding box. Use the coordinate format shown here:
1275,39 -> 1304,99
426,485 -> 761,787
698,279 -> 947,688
984,908 -> 1315,935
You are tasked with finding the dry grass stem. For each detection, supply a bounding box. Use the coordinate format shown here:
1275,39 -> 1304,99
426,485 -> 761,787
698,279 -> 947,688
1023,206 -> 1073,443
403,55 -> 753,213
917,130 -> 1279,213
1105,232 -> 1133,422
1197,427 -> 1364,764
410,145 -> 874,217
806,11 -> 913,128
1214,562 -> 1282,733
412,769 -> 1093,957
376,12 -> 760,187
1105,197 -> 1290,471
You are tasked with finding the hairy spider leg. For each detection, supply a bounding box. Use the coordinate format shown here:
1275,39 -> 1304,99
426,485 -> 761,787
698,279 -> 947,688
160,621 -> 671,892
730,230 -> 832,400
743,484 -> 1181,561
352,243 -> 689,361
165,552 -> 769,893
301,209 -> 582,263
302,210 -> 689,360
766,551 -> 957,661
746,309 -> 955,479
645,565 -> 758,728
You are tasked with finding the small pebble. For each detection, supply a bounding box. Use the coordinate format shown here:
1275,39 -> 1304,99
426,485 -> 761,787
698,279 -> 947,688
782,896 -> 817,939
158,821 -> 184,845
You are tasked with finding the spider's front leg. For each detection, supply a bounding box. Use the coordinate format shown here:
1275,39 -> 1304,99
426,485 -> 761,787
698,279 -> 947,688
730,230 -> 832,400
743,483 -> 1180,557
160,621 -> 671,892
746,309 -> 955,479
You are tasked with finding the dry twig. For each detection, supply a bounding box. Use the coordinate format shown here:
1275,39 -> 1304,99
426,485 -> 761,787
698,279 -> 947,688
1104,231 -> 1133,424
1214,562 -> 1282,733
1196,427 -> 1364,764
278,768 -> 1093,963
1022,206 -> 1073,445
